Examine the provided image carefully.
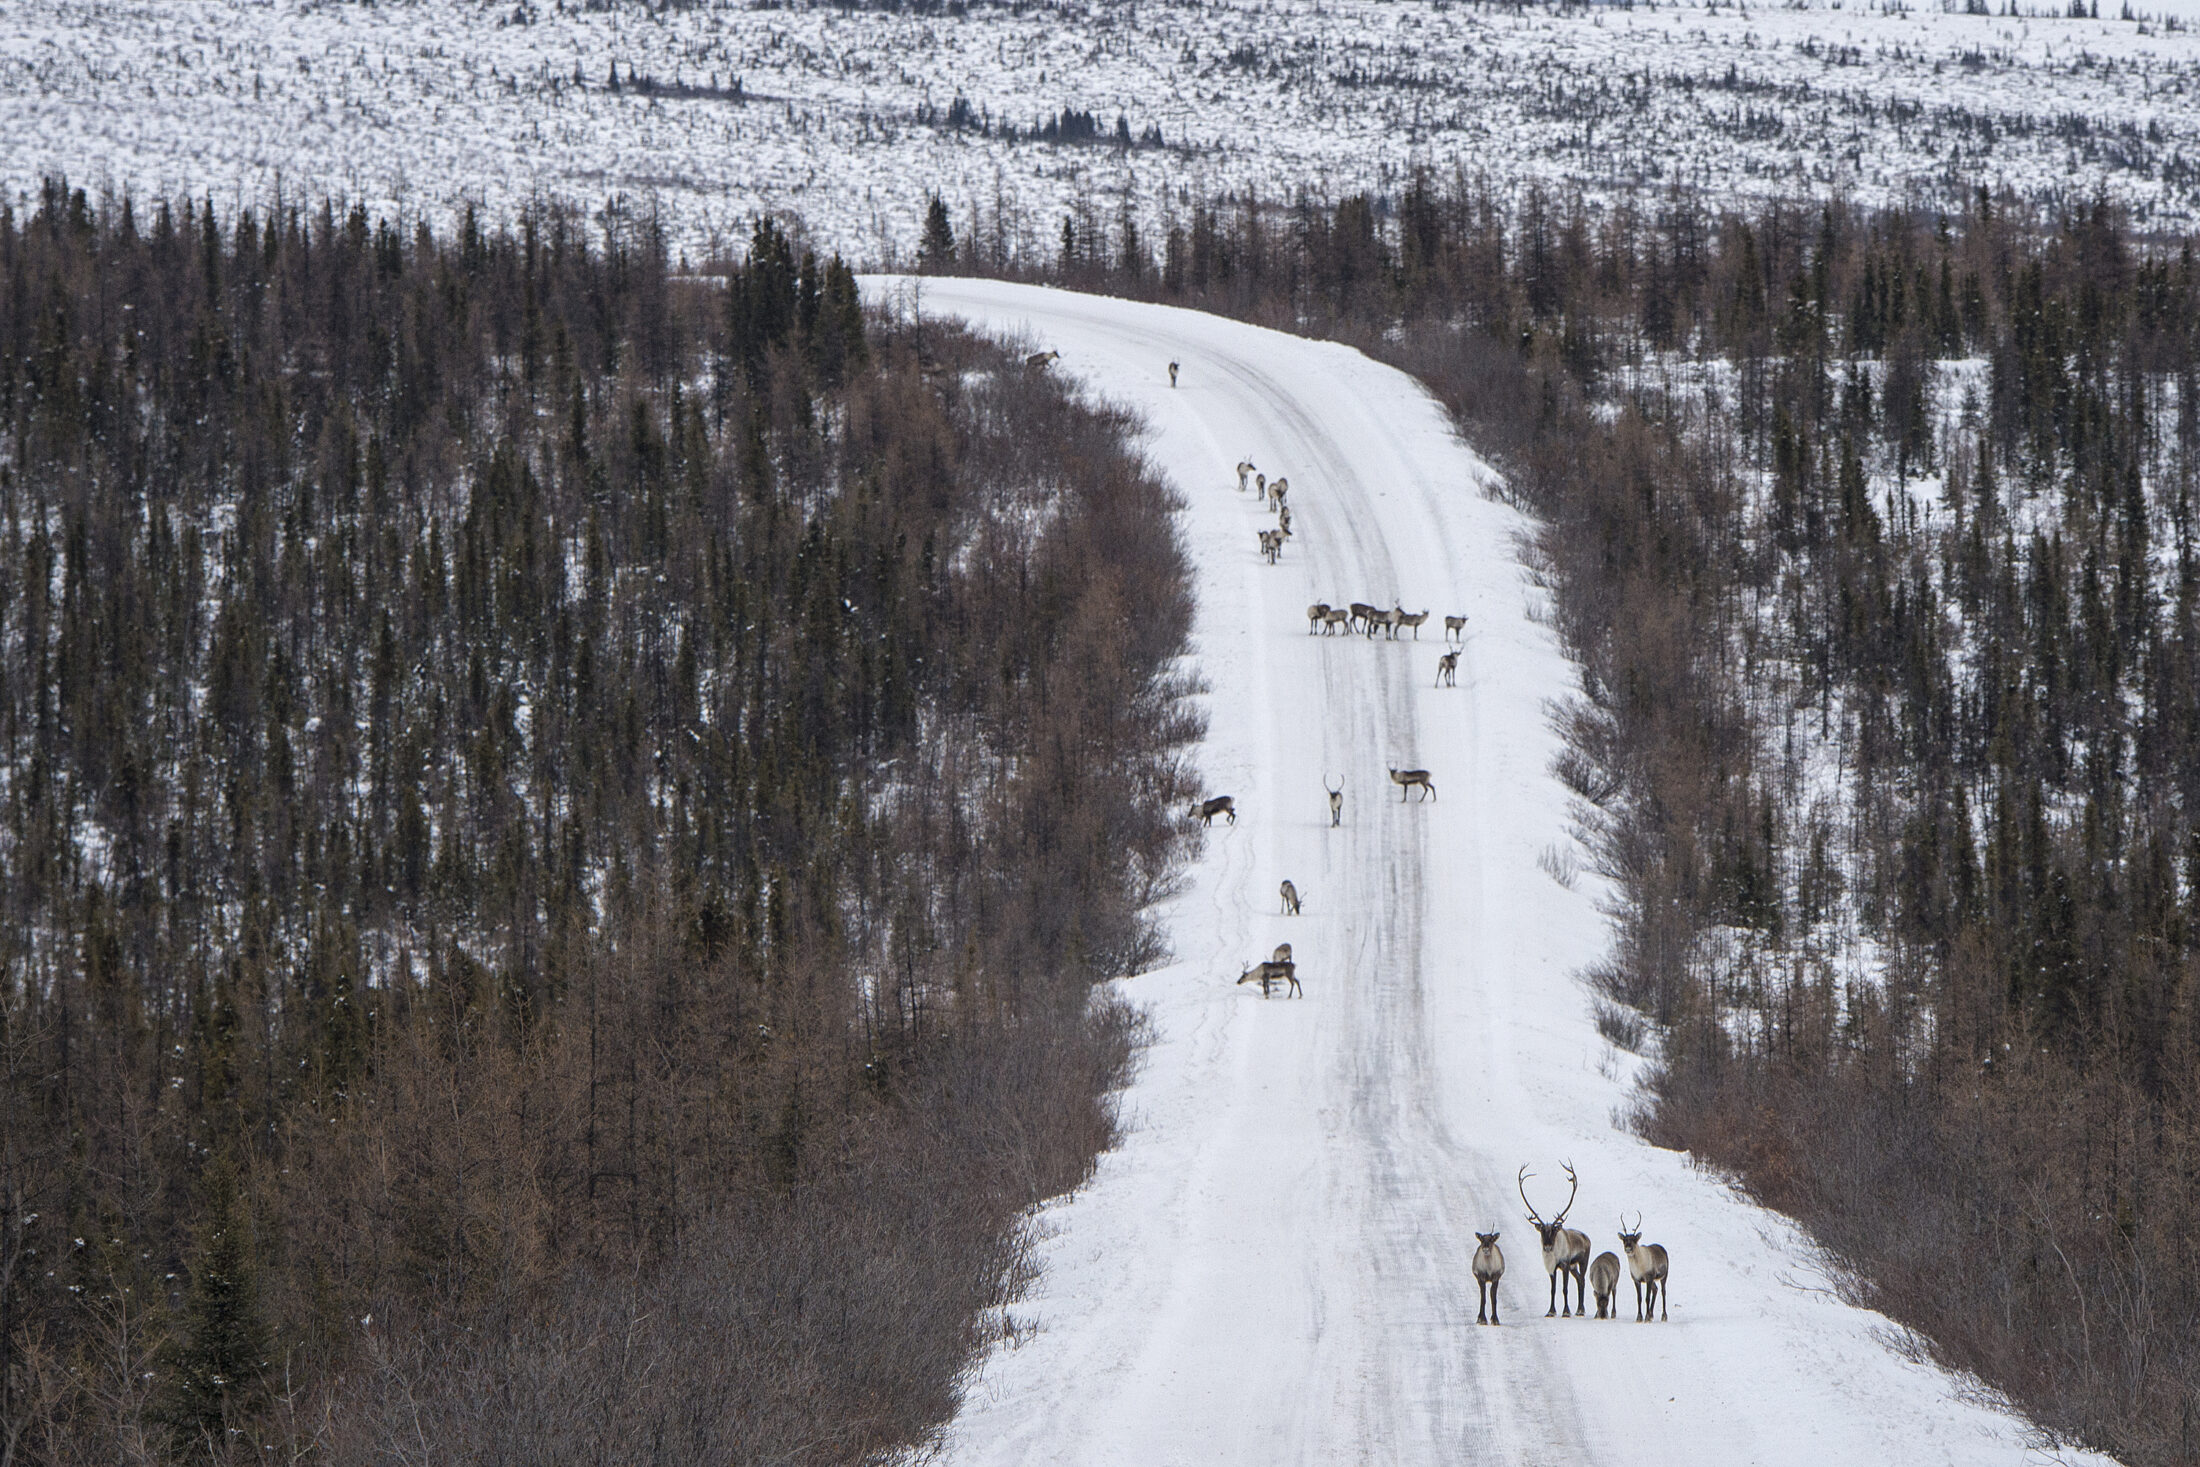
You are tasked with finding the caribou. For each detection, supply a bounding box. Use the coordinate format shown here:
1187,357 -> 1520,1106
1444,614 -> 1468,643
1268,477 -> 1289,512
1325,777 -> 1343,827
1237,459 -> 1256,493
1255,472 -> 1267,500
1348,602 -> 1382,636
1258,529 -> 1284,564
1389,768 -> 1436,802
1473,1232 -> 1505,1326
1237,959 -> 1301,998
1436,650 -> 1459,688
1395,609 -> 1429,639
1191,795 -> 1237,827
1278,504 -> 1293,537
1617,1214 -> 1670,1322
1519,1163 -> 1592,1318
1308,602 -> 1331,635
1589,1251 -> 1622,1319
1279,879 -> 1300,915
1321,606 -> 1351,635
1025,349 -> 1060,370
1168,360 -> 1180,388
1270,942 -> 1293,965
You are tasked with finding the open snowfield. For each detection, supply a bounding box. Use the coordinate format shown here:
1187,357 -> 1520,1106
869,277 -> 2121,1466
7,0 -> 2200,262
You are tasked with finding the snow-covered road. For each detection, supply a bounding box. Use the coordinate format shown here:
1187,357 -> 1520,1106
871,278 -> 2110,1467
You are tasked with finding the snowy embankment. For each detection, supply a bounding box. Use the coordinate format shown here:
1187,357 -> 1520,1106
868,278 -> 2118,1467
6,0 -> 2200,262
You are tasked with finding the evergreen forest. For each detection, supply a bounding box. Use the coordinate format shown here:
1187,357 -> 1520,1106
0,182 -> 1198,1463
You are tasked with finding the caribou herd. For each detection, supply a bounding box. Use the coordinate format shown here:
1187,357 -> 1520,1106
1182,416 -> 1675,1331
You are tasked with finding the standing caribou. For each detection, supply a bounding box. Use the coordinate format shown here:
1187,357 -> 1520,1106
1308,602 -> 1331,635
1191,795 -> 1236,827
1325,777 -> 1343,827
1025,349 -> 1060,370
1435,651 -> 1459,688
1389,768 -> 1436,802
1444,614 -> 1468,643
1519,1163 -> 1592,1318
1473,1232 -> 1505,1326
1279,879 -> 1301,915
1617,1214 -> 1670,1321
1168,360 -> 1179,388
1394,609 -> 1429,639
1236,459 -> 1256,493
1589,1251 -> 1622,1319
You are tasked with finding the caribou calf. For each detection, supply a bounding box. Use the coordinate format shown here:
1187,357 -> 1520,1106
1279,879 -> 1301,915
1192,795 -> 1236,827
1473,1232 -> 1505,1326
1389,768 -> 1436,802
1236,959 -> 1301,998
1617,1215 -> 1669,1322
1435,651 -> 1459,688
1589,1252 -> 1621,1319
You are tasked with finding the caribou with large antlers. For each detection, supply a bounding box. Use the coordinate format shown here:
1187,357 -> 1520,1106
1519,1163 -> 1592,1318
1617,1214 -> 1669,1322
1473,1232 -> 1505,1326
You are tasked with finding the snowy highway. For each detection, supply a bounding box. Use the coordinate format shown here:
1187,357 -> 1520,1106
873,279 -> 2110,1467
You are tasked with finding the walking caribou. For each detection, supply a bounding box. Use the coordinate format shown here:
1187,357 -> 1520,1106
1617,1214 -> 1670,1322
1236,459 -> 1256,493
1519,1163 -> 1592,1318
1389,768 -> 1436,802
1191,795 -> 1236,827
1473,1232 -> 1505,1326
1435,650 -> 1459,688
1589,1251 -> 1622,1319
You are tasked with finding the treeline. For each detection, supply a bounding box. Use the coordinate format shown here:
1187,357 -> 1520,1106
935,179 -> 2200,1459
0,183 -> 1197,1462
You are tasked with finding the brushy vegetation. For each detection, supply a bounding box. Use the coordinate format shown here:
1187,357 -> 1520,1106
943,176 -> 2200,1462
0,181 -> 1199,1463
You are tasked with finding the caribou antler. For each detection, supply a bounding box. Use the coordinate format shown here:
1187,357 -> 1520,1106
1554,1161 -> 1580,1227
1517,1165 -> 1544,1225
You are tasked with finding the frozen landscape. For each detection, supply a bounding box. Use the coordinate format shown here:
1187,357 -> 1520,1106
870,276 -> 2117,1465
5,0 -> 2200,262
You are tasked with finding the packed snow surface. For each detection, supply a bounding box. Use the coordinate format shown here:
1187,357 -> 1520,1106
7,0 -> 2200,262
870,277 -> 2120,1466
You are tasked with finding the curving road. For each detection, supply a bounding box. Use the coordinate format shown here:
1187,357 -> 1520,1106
868,278 -> 2109,1467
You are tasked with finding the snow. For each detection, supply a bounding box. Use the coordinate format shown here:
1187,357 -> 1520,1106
6,0 -> 2199,264
867,277 -> 2119,1466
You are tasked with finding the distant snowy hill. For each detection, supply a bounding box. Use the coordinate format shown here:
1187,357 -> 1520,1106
5,0 -> 2196,257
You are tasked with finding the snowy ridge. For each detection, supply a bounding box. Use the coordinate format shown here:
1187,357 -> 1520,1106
872,277 -> 2120,1466
6,0 -> 2200,263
